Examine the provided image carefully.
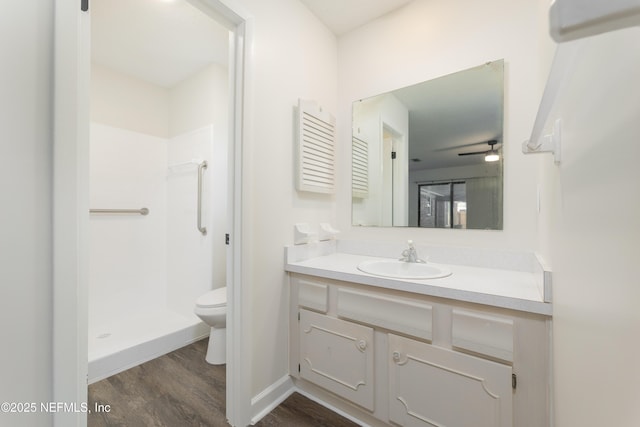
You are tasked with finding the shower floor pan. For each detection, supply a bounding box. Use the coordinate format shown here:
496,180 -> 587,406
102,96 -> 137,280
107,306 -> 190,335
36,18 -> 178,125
88,310 -> 209,384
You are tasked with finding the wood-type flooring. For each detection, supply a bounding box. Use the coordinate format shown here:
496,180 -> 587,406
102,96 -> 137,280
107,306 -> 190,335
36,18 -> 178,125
88,339 -> 359,427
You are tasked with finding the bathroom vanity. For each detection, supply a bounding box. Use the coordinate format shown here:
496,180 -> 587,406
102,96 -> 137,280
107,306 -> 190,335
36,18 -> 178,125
285,241 -> 552,427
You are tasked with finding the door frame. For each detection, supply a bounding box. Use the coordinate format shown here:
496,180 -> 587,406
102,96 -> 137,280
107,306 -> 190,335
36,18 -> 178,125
53,1 -> 253,425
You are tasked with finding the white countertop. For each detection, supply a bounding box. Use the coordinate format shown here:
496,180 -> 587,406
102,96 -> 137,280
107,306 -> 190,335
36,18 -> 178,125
285,252 -> 552,316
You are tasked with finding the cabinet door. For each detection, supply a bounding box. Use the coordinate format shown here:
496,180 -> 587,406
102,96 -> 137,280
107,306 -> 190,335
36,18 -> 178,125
299,309 -> 375,411
388,334 -> 512,427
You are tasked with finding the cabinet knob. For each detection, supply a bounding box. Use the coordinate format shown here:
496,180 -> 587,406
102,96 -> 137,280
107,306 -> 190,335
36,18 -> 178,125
357,340 -> 367,351
392,351 -> 401,362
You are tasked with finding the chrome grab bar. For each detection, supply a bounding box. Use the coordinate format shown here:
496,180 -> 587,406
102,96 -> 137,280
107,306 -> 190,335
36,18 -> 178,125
90,208 -> 149,216
197,160 -> 207,235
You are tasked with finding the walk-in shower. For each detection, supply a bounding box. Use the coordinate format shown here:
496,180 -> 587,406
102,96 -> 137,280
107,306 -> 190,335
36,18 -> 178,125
88,122 -> 227,383
88,0 -> 229,383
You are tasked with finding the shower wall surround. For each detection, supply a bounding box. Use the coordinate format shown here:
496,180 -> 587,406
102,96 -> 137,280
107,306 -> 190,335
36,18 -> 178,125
89,123 -> 168,321
88,123 -> 222,382
167,125 -> 221,316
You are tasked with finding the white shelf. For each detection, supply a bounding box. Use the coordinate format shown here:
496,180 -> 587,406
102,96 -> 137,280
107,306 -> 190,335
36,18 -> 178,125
523,0 -> 640,163
550,0 -> 640,42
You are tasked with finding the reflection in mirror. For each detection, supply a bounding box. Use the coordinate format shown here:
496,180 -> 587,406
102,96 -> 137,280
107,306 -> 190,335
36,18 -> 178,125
352,60 -> 504,229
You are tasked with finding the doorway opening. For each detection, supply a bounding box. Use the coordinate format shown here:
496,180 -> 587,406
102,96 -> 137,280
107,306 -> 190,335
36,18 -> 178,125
88,0 -> 230,383
381,124 -> 408,226
53,0 -> 251,425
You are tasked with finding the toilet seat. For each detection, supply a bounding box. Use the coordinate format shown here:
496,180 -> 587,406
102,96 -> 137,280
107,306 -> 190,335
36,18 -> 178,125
196,287 -> 226,309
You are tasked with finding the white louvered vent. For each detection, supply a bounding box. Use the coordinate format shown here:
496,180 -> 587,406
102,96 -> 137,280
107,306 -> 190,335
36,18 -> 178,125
352,136 -> 369,198
297,99 -> 335,194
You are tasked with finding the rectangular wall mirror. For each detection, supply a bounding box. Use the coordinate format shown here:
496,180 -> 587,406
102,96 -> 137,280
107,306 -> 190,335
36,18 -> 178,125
351,60 -> 504,230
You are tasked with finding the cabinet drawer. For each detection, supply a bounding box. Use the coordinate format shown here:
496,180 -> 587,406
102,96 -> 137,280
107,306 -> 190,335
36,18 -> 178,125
299,309 -> 375,411
336,287 -> 433,341
297,278 -> 329,312
452,308 -> 514,362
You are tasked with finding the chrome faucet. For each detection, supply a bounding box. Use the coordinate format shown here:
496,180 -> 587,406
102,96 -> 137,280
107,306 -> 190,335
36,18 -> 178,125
400,240 -> 425,263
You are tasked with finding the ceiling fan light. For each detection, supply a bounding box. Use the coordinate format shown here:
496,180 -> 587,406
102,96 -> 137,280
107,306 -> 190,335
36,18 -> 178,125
485,151 -> 500,162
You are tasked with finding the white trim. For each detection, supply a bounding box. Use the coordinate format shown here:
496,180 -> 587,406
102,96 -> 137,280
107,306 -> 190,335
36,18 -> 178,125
250,375 -> 295,425
228,14 -> 254,427
248,377 -> 374,427
53,2 -> 90,426
193,2 -> 254,424
294,387 -> 371,427
187,1 -> 254,424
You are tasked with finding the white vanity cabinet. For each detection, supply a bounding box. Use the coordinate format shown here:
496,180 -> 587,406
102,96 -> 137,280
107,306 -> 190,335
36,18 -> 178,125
289,274 -> 551,427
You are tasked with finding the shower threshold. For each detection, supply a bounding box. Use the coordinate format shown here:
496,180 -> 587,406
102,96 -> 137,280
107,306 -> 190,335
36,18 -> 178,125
88,310 -> 209,384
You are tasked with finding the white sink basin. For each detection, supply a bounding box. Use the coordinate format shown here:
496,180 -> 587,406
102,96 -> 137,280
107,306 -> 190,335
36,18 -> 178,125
357,259 -> 452,280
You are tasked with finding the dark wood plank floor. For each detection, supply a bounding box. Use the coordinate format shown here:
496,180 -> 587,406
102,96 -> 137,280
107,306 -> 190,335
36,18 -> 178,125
254,392 -> 359,427
88,339 -> 359,427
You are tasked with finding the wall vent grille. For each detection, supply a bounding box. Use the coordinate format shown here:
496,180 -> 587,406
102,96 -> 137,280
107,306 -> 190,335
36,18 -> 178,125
352,136 -> 369,198
297,99 -> 335,194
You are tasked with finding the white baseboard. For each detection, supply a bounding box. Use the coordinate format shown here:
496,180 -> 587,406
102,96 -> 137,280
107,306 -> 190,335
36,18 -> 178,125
250,375 -> 379,427
294,387 -> 371,427
250,375 -> 295,425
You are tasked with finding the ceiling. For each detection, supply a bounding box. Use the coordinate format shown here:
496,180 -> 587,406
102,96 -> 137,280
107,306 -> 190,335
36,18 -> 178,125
91,0 -> 411,88
91,0 -> 229,88
300,0 -> 414,35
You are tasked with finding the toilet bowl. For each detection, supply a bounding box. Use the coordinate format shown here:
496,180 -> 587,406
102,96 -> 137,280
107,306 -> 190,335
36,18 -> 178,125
194,286 -> 227,365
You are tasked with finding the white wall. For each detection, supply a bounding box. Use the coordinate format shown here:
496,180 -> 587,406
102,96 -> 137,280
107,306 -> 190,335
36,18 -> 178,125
228,0 -> 338,396
337,0 -> 548,250
91,63 -> 170,138
0,1 -> 53,426
169,63 -> 228,138
538,27 -> 640,427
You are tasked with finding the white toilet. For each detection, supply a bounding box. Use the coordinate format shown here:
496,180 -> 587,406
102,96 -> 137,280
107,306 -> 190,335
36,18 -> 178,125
194,286 -> 227,365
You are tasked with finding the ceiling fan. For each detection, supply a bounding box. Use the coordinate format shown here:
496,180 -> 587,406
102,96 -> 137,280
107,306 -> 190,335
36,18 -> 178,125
457,140 -> 500,162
